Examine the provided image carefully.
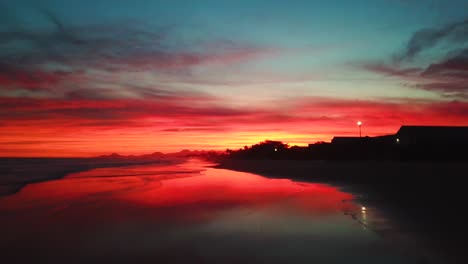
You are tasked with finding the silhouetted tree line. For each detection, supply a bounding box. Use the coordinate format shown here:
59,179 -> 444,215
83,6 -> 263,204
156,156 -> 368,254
223,138 -> 468,161
226,140 -> 290,159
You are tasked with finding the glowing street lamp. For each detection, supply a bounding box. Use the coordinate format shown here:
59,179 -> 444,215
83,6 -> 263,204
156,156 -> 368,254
357,121 -> 362,138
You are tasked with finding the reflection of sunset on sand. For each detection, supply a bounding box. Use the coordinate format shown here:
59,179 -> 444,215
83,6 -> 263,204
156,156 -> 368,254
0,159 -> 423,263
0,160 -> 356,219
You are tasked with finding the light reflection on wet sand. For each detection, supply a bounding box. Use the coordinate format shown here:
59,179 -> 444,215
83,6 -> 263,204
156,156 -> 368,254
0,159 -> 423,263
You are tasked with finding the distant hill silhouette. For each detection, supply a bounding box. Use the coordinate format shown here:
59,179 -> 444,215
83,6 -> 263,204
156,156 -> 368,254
95,152 -> 166,162
95,150 -> 222,162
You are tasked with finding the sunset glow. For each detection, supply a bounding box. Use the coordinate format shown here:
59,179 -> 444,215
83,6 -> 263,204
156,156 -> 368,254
1,0 -> 467,157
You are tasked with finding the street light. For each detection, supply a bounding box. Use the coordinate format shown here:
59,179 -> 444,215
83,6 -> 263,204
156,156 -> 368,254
357,121 -> 362,138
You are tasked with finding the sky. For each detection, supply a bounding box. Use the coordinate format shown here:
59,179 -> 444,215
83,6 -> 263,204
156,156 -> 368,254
1,0 -> 468,157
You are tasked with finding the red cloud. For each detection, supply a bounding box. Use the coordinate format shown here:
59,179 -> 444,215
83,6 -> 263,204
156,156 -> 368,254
0,64 -> 88,93
0,68 -> 66,90
84,46 -> 277,73
1,95 -> 467,156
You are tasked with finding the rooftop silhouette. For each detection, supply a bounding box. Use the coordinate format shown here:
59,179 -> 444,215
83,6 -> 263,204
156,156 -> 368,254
225,125 -> 468,161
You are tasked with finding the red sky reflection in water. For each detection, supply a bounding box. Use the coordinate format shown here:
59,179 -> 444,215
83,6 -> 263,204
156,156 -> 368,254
1,160 -> 420,264
0,160 -> 356,225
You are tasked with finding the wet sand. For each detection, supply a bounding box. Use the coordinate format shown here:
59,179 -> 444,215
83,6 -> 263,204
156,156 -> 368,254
215,159 -> 468,263
0,159 -> 429,264
0,157 -> 179,197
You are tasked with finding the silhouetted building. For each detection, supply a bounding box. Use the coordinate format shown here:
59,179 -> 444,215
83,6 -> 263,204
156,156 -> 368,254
331,137 -> 363,145
395,126 -> 468,147
369,135 -> 396,145
394,126 -> 468,161
226,125 -> 468,161
331,135 -> 396,146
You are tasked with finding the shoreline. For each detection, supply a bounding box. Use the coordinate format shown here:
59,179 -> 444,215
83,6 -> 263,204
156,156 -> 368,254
214,159 -> 468,263
0,157 -> 184,197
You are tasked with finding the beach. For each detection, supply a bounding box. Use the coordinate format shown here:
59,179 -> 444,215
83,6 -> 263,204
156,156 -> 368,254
0,157 -> 180,197
216,159 -> 468,263
0,158 -> 437,263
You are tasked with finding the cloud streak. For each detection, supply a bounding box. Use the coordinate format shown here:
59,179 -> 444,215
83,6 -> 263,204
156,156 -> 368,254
1,94 -> 467,156
361,63 -> 421,77
362,17 -> 468,99
0,8 -> 281,102
0,96 -> 428,126
399,18 -> 468,61
0,7 -> 277,72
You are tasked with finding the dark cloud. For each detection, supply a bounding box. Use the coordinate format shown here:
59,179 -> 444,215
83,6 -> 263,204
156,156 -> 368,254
0,8 -> 276,101
362,18 -> 468,100
61,85 -> 205,101
421,48 -> 468,79
364,59 -> 468,99
361,63 -> 421,77
2,140 -> 81,145
399,18 -> 468,61
0,7 -> 272,73
414,82 -> 467,99
0,63 -> 78,91
0,22 -> 169,71
160,127 -> 230,133
1,95 -> 466,132
414,48 -> 468,98
0,95 -> 252,123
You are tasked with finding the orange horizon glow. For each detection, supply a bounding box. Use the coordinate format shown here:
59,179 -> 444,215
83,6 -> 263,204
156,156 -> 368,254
1,96 -> 468,157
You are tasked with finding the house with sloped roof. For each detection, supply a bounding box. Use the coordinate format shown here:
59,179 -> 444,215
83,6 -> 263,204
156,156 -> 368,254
395,126 -> 468,147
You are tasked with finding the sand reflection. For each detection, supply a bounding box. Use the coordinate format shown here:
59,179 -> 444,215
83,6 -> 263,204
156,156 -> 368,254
0,159 -> 419,264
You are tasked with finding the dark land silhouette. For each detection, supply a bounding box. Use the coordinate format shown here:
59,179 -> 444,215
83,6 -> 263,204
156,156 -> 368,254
215,126 -> 468,263
224,126 -> 468,161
